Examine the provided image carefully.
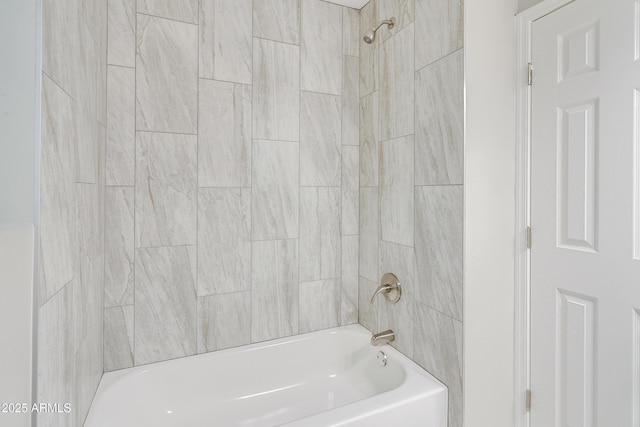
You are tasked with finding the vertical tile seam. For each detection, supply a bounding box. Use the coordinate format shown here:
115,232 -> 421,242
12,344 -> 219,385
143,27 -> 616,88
297,0 -> 303,335
195,0 -> 200,354
339,5 -> 344,327
132,0 -> 138,367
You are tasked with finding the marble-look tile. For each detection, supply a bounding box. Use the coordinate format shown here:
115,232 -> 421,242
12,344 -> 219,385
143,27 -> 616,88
359,91 -> 378,187
342,55 -> 359,147
96,10 -> 108,127
137,0 -> 197,23
253,38 -> 299,142
415,0 -> 463,70
380,135 -> 414,246
136,14 -> 198,134
74,323 -> 103,427
38,282 -> 76,427
299,279 -> 340,333
37,289 -> 60,427
415,50 -> 464,185
358,276 -> 378,332
75,183 -> 103,349
341,235 -> 358,325
43,0 -> 79,98
74,185 -> 104,427
300,187 -> 341,282
380,23 -> 414,140
342,146 -> 359,236
252,140 -> 299,240
198,292 -> 251,352
415,185 -> 463,320
198,80 -> 251,187
378,241 -> 414,357
414,302 -> 463,427
198,188 -> 251,296
135,246 -> 197,365
105,187 -> 134,307
59,283 -> 76,427
135,132 -> 197,248
359,187 -> 378,282
301,0 -> 342,95
75,21 -> 101,185
40,75 -> 77,305
251,240 -> 299,342
104,305 -> 134,371
199,0 -> 252,84
300,91 -> 341,186
108,0 -> 135,67
253,0 -> 300,44
106,65 -> 135,186
359,0 -> 378,97
75,18 -> 99,121
377,0 -> 415,42
342,7 -> 360,57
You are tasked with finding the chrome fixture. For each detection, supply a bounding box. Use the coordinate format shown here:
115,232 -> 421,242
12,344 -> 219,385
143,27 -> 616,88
377,351 -> 388,367
362,17 -> 396,44
371,330 -> 395,347
370,272 -> 402,303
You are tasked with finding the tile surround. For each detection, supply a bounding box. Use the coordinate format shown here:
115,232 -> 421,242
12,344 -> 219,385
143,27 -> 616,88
198,292 -> 251,352
252,38 -> 300,142
415,49 -> 464,185
253,0 -> 301,45
136,14 -> 198,134
301,0 -> 343,95
101,0 -> 360,373
106,65 -> 135,186
299,187 -> 341,282
198,79 -> 251,187
251,140 -> 299,240
137,0 -> 198,24
135,132 -> 197,248
251,239 -> 299,342
197,188 -> 251,296
135,246 -> 197,365
199,0 -> 252,84
300,91 -> 342,187
358,2 -> 464,426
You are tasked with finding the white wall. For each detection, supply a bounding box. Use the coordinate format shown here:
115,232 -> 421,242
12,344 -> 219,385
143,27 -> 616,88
0,1 -> 39,426
0,227 -> 34,427
0,0 -> 38,227
464,0 -> 517,426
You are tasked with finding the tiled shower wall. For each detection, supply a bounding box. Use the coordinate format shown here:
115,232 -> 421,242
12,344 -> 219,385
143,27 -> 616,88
357,1 -> 464,426
104,0 -> 361,370
37,0 -> 108,425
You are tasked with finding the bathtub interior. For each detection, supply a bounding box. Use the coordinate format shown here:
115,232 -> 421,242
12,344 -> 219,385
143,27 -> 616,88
85,326 -> 420,426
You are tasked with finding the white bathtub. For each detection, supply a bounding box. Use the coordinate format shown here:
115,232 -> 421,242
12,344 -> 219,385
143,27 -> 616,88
85,325 -> 447,426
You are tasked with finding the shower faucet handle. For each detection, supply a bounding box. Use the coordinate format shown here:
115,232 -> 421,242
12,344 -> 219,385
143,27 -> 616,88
370,273 -> 402,304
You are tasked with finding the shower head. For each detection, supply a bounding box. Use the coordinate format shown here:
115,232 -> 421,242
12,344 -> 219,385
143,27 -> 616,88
363,17 -> 395,44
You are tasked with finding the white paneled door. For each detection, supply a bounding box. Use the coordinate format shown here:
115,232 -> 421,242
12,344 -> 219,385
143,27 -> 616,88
531,0 -> 640,425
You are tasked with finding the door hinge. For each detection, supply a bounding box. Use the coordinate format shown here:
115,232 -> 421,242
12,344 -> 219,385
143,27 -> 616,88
528,63 -> 533,86
526,389 -> 532,412
526,227 -> 532,249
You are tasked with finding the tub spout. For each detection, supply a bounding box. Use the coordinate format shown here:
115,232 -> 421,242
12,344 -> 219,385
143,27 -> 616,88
371,329 -> 395,347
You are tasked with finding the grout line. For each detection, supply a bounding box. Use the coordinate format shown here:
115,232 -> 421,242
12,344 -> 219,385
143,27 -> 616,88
136,11 -> 199,27
132,0 -> 138,368
415,47 -> 464,73
134,129 -> 198,136
195,0 -> 200,355
106,63 -> 135,70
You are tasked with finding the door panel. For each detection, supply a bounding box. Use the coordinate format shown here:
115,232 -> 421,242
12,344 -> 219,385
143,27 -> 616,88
531,0 -> 640,426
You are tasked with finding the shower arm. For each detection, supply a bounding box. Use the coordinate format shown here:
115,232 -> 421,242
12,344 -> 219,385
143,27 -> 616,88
372,18 -> 395,32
